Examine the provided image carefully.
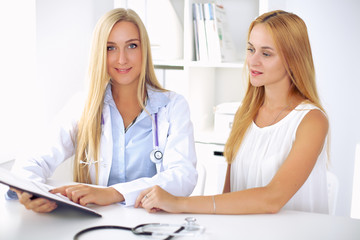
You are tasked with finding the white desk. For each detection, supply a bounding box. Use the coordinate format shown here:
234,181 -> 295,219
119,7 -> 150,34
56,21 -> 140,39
1,183 -> 360,240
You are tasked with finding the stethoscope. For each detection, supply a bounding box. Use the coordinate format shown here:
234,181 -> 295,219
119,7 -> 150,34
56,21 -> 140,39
97,112 -> 163,166
73,217 -> 205,240
150,112 -> 163,165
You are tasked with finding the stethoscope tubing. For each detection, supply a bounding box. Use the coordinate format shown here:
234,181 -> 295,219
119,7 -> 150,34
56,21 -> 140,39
154,112 -> 159,147
73,224 -> 184,240
150,112 -> 163,164
73,225 -> 133,240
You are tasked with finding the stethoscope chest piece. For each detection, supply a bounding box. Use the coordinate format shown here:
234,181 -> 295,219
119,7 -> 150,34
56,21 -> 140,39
150,149 -> 163,164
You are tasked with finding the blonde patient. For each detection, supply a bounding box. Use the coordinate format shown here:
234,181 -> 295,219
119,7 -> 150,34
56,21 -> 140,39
135,10 -> 329,215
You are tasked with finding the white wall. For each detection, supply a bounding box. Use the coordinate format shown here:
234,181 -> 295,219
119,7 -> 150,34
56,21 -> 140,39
36,0 -> 114,123
0,0 -> 113,161
0,0 -> 37,161
266,0 -> 360,217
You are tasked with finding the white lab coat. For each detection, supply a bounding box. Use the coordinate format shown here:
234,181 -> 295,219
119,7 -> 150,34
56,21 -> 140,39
12,86 -> 198,206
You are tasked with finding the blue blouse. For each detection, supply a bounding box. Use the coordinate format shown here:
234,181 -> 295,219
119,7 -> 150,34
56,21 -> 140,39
106,85 -> 157,186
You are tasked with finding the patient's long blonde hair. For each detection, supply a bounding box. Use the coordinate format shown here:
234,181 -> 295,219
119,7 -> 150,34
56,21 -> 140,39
224,10 -> 326,164
73,8 -> 164,184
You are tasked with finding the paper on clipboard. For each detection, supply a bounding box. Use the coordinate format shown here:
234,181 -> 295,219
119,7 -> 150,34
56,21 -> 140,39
0,167 -> 102,217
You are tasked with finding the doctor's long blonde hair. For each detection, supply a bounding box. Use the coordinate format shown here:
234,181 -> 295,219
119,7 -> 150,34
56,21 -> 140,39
224,10 -> 326,164
73,8 -> 164,184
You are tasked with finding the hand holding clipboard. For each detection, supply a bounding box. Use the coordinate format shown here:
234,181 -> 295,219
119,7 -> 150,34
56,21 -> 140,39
0,167 -> 101,217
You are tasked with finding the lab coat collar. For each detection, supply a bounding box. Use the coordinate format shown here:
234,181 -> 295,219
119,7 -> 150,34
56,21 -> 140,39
145,85 -> 170,114
103,84 -> 115,107
103,83 -> 170,115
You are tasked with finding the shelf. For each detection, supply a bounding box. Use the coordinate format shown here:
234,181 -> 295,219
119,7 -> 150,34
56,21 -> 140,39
154,60 -> 244,69
187,61 -> 244,69
153,60 -> 185,69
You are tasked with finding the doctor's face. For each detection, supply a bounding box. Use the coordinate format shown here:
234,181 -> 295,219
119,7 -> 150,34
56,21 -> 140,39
107,21 -> 142,88
246,23 -> 289,88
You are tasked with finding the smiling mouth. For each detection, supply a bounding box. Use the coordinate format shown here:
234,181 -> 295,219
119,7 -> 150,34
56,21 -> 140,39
250,70 -> 263,76
116,67 -> 131,73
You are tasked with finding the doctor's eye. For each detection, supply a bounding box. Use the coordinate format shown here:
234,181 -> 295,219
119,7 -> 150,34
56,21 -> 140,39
107,46 -> 116,51
128,43 -> 138,49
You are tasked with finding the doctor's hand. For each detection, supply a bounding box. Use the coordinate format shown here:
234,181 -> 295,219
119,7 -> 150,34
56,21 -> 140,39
50,184 -> 124,206
135,185 -> 183,213
11,188 -> 57,213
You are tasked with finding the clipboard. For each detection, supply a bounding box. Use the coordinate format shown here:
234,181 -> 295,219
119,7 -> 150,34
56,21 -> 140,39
0,167 -> 102,217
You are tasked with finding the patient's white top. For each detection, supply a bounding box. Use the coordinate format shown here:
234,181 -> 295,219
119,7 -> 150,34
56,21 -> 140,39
230,103 -> 329,214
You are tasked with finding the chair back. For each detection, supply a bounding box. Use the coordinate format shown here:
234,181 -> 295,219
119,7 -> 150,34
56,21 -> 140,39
191,161 -> 207,196
327,171 -> 339,215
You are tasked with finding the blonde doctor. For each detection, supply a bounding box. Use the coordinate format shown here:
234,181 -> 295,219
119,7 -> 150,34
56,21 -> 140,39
9,8 -> 197,213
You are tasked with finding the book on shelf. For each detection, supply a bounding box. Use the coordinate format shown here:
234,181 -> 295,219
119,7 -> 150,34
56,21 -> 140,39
214,3 -> 237,62
192,3 -> 208,61
192,2 -> 237,63
192,3 -> 200,61
203,2 -> 221,63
